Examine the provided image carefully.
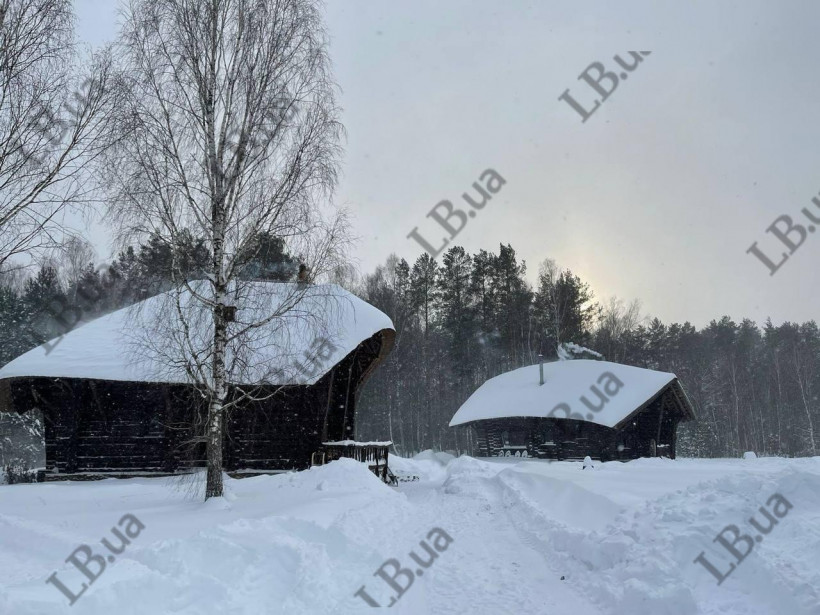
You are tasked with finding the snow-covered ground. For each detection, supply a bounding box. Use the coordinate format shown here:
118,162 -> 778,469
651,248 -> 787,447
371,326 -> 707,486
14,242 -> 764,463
1,454 -> 819,614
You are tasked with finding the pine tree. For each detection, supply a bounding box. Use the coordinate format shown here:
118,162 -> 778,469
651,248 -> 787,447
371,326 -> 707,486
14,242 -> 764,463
236,231 -> 298,281
489,244 -> 531,370
436,246 -> 477,446
23,265 -> 68,344
0,284 -> 33,364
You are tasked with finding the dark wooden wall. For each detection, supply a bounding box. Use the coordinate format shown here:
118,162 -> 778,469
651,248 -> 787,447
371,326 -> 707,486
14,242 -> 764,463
7,331 -> 387,475
10,378 -> 204,474
224,335 -> 382,470
469,386 -> 688,461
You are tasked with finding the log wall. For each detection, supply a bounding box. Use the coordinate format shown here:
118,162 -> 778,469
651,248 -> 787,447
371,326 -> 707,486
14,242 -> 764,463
470,387 -> 689,461
7,331 -> 388,475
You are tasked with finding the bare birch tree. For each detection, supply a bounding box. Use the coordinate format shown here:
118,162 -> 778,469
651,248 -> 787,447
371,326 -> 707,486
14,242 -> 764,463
105,0 -> 346,499
57,235 -> 96,293
0,0 -> 116,269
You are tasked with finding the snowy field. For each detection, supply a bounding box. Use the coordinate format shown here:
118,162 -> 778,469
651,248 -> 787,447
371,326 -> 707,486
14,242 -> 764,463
1,454 -> 819,615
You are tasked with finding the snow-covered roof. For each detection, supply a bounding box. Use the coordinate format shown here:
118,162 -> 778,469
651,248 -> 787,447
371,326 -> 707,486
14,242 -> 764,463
0,281 -> 394,387
449,360 -> 691,429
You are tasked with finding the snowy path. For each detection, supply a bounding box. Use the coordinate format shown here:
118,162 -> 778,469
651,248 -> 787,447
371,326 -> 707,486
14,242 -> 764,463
1,455 -> 819,614
373,460 -> 599,614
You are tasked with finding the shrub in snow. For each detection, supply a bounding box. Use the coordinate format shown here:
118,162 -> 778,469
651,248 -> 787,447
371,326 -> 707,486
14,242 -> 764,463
2,463 -> 39,484
0,411 -> 45,470
582,455 -> 594,470
743,451 -> 757,460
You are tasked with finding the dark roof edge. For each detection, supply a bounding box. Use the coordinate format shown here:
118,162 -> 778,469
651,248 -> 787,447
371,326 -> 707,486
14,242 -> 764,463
356,328 -> 395,390
612,378 -> 696,430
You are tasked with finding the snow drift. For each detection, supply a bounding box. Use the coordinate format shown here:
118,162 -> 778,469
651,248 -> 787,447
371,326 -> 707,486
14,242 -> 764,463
1,455 -> 818,614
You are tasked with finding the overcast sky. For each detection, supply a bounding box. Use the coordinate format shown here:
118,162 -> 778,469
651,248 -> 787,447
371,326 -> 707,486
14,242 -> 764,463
73,0 -> 820,328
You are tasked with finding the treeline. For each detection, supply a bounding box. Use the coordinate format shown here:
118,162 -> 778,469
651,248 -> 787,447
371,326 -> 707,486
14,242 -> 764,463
0,232 -> 296,366
354,246 -> 820,459
2,240 -> 818,460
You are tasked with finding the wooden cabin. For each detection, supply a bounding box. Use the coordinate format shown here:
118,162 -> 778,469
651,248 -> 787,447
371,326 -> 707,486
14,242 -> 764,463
449,359 -> 695,461
0,282 -> 395,480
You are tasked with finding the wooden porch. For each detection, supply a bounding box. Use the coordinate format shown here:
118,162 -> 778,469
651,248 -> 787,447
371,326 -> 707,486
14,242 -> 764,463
316,440 -> 397,485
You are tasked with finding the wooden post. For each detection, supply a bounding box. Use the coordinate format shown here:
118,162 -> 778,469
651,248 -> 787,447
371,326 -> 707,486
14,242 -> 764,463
671,420 -> 678,459
655,402 -> 665,451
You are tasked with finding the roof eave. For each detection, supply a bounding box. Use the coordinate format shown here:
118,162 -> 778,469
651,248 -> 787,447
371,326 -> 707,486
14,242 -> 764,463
612,378 -> 696,430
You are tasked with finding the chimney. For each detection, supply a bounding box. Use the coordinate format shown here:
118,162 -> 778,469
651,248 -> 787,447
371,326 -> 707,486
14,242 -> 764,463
538,354 -> 544,385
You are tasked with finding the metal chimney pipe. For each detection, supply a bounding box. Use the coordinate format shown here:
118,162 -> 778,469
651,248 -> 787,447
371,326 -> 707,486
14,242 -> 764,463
538,354 -> 544,385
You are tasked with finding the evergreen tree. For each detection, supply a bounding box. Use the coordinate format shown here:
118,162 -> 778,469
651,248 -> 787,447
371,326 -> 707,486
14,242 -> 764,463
409,254 -> 438,332
0,284 -> 32,365
533,260 -> 596,360
437,246 -> 475,379
236,232 -> 298,281
23,266 -> 67,344
489,244 -> 531,369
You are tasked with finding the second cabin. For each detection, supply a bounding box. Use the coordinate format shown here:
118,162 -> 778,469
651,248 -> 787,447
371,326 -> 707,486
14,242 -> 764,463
449,359 -> 696,461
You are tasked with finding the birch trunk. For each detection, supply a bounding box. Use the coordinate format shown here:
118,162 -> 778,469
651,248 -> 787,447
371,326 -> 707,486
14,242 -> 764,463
206,298 -> 228,498
793,348 -> 818,456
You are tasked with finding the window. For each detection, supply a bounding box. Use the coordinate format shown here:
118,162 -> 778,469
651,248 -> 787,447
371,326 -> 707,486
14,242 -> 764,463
542,422 -> 555,444
502,429 -> 527,447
